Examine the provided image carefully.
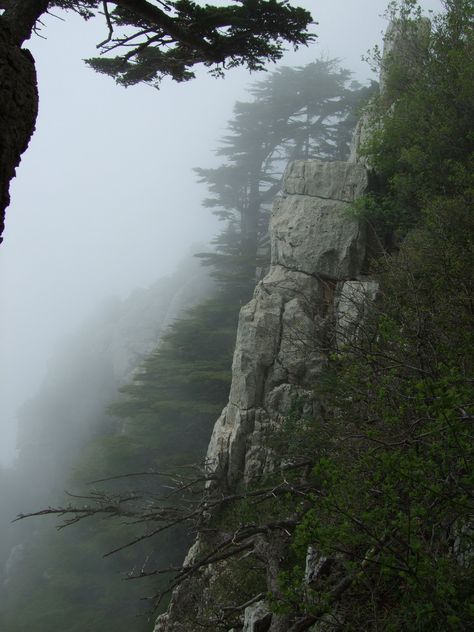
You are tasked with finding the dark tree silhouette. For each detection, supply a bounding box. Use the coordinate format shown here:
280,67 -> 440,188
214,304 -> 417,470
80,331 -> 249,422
196,60 -> 372,296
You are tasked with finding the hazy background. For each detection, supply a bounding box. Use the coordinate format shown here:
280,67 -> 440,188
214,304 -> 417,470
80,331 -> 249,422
0,0 -> 442,465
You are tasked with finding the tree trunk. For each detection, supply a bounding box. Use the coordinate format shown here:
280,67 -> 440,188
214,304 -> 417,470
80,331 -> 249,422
240,169 -> 260,290
0,0 -> 48,244
0,18 -> 38,243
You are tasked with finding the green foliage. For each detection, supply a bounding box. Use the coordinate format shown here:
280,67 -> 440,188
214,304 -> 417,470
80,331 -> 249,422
355,0 -> 474,240
274,192 -> 474,627
270,4 -> 474,627
103,292 -> 237,474
77,1 -> 315,87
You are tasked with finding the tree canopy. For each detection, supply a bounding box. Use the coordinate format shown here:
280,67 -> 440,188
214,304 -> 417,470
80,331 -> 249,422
0,0 -> 314,243
2,0 -> 314,64
196,59 -> 374,296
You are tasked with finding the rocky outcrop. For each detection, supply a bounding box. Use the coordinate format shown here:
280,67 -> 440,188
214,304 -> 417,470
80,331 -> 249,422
153,20 -> 442,630
205,159 -> 369,489
349,17 -> 430,167
155,157 -> 374,631
379,17 -> 430,97
242,601 -> 272,632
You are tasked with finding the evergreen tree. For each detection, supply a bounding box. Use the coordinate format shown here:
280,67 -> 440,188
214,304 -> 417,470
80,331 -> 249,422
196,60 -> 374,297
357,0 -> 474,237
106,291 -> 238,472
0,0 -> 314,243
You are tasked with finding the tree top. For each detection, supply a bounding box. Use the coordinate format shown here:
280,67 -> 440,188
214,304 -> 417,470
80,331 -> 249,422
1,1 -> 316,86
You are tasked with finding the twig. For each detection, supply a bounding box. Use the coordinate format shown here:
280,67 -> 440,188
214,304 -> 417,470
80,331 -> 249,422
97,1 -> 114,48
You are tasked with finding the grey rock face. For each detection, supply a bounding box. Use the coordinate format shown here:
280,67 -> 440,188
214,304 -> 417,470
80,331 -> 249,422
206,160 -> 369,487
283,160 -> 369,201
380,18 -> 431,95
305,546 -> 328,585
158,158 -> 373,630
348,106 -> 379,167
350,18 -> 431,169
243,600 -> 272,632
206,271 -> 325,484
271,161 -> 368,279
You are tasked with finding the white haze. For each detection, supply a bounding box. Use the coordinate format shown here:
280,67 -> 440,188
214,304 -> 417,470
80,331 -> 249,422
0,0 -> 442,465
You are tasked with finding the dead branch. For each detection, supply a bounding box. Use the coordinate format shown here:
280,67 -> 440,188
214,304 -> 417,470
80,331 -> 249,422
97,0 -> 114,48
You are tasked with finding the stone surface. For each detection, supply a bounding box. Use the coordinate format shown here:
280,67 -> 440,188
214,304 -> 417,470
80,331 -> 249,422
206,263 -> 330,485
283,160 -> 369,201
158,155 -> 373,629
271,161 -> 368,279
348,107 -> 378,166
243,600 -> 272,632
349,19 -> 430,169
380,18 -> 431,96
452,521 -> 474,568
205,159 -> 368,486
304,546 -> 332,585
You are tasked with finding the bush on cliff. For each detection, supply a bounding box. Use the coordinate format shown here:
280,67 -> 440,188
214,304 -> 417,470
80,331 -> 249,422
275,2 -> 474,629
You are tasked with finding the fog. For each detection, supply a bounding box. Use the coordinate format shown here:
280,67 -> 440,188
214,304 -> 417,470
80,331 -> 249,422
0,0 -> 442,465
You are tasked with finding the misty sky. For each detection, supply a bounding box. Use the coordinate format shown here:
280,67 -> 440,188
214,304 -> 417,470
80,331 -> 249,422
0,0 -> 443,465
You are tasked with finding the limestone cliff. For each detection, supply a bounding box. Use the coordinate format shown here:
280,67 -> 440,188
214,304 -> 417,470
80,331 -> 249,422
154,21 -> 436,632
154,156 -> 375,632
205,159 -> 370,490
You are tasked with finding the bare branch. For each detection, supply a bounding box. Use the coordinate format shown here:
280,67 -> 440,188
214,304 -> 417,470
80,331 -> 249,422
97,0 -> 114,48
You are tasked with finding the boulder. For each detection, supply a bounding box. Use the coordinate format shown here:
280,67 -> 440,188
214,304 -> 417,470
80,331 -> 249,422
271,161 -> 368,279
283,160 -> 369,201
